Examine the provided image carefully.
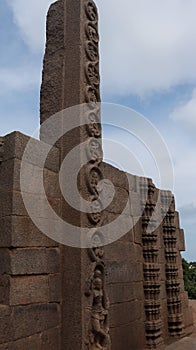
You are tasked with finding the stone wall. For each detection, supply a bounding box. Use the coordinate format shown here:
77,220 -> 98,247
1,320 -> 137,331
0,132 -> 193,349
100,162 -> 193,349
0,132 -> 62,349
0,0 -> 193,349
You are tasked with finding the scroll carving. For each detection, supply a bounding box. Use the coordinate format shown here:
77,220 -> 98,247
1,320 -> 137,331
85,1 -> 98,21
85,63 -> 99,88
86,42 -> 99,62
86,166 -> 103,195
83,1 -> 110,349
87,199 -> 103,225
87,139 -> 103,163
86,112 -> 101,138
86,86 -> 98,104
86,23 -> 99,44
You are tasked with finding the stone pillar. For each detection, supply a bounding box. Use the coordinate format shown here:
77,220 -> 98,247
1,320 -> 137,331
40,1 -> 110,349
161,192 -> 184,338
139,178 -> 164,349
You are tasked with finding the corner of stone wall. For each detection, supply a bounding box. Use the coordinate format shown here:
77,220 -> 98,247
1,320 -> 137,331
0,132 -> 62,349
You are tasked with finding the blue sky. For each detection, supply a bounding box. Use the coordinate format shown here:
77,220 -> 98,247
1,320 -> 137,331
0,0 -> 196,261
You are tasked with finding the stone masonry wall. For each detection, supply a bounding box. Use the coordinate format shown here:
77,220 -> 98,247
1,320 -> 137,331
0,132 -> 193,349
0,132 -> 62,349
100,162 -> 193,349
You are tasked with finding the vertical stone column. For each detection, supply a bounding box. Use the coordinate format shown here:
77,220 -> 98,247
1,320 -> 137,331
161,192 -> 184,338
40,1 -> 109,349
140,178 -> 164,349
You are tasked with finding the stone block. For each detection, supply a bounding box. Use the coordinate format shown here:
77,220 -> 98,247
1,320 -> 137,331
174,211 -> 180,229
0,250 -> 11,274
12,191 -> 61,218
12,303 -> 60,341
0,248 -> 60,275
3,132 -> 29,162
108,281 -> 144,304
9,276 -> 49,305
107,261 -> 143,284
130,191 -> 142,217
0,159 -> 14,192
125,172 -> 137,191
0,334 -> 41,350
183,305 -> 194,332
110,300 -> 144,328
0,217 -> 12,247
0,275 -> 10,304
110,321 -> 146,350
0,215 -> 58,248
3,132 -> 59,172
101,162 -> 129,191
105,241 -> 142,263
11,158 -> 61,198
0,304 -> 59,344
13,216 -> 58,248
0,191 -> 13,218
105,186 -> 130,216
102,210 -> 134,244
41,327 -> 60,350
176,228 -> 186,251
49,274 -> 61,302
133,216 -> 142,245
0,306 -> 12,344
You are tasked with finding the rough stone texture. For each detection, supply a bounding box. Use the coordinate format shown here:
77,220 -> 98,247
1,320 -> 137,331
0,0 -> 194,350
0,133 -> 61,349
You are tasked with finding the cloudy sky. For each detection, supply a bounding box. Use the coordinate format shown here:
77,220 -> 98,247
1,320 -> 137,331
1,0 -> 196,261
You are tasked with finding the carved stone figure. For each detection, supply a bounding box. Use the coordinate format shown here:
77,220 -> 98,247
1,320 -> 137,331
87,268 -> 110,350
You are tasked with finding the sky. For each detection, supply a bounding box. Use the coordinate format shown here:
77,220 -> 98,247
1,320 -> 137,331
0,0 -> 196,261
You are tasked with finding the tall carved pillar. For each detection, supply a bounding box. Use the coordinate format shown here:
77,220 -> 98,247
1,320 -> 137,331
161,192 -> 184,338
40,0 -> 110,349
140,178 -> 163,349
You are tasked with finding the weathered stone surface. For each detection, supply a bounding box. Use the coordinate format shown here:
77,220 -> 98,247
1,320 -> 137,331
0,248 -> 60,275
41,327 -> 60,350
0,217 -> 12,247
0,215 -> 59,248
107,261 -> 143,284
108,282 -> 144,304
0,275 -> 10,304
0,304 -> 60,344
110,300 -> 145,327
0,158 -> 60,198
0,306 -> 12,344
177,228 -> 186,251
13,303 -> 59,341
3,132 -> 59,172
0,249 -> 11,274
101,162 -> 129,191
105,241 -> 142,262
104,186 -> 129,215
110,321 -> 146,350
0,0 -> 194,349
0,334 -> 41,350
9,276 -> 49,305
49,274 -> 61,302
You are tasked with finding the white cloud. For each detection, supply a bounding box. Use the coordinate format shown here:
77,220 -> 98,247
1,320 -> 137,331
170,89 -> 196,131
96,0 -> 196,96
7,0 -> 53,52
0,66 -> 41,95
6,0 -> 196,95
